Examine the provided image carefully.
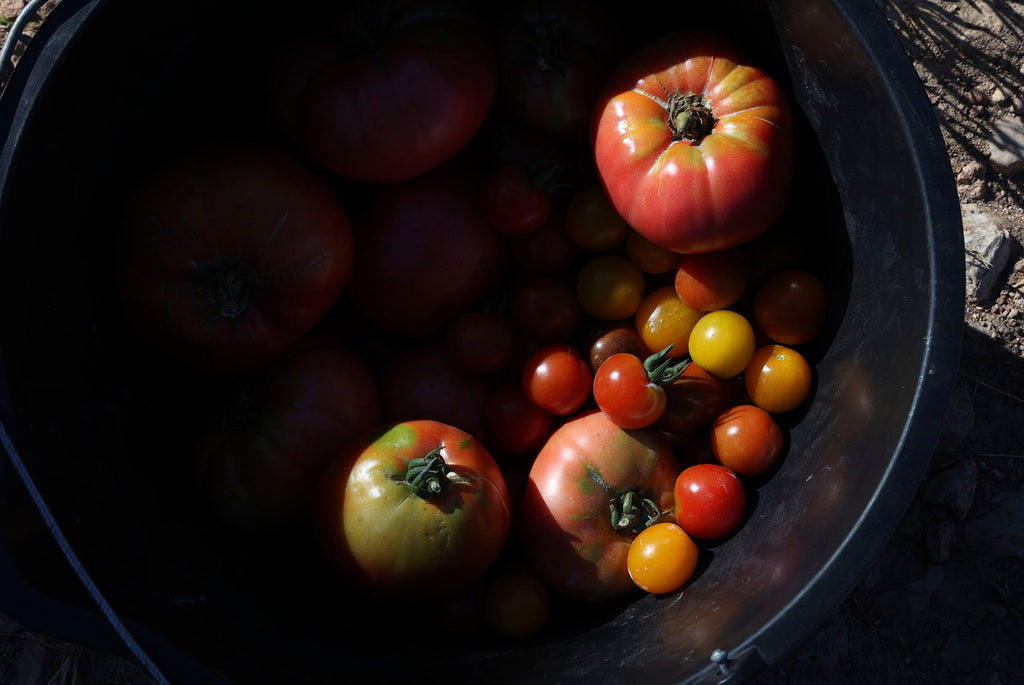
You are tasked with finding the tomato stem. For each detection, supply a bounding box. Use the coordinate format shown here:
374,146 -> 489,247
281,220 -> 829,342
667,93 -> 717,143
585,464 -> 669,534
398,446 -> 469,500
644,345 -> 691,386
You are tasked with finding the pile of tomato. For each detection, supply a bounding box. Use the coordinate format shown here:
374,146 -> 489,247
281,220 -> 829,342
113,1 -> 829,641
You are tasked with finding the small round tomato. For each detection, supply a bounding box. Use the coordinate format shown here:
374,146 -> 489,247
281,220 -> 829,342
753,269 -> 828,345
522,410 -> 680,601
634,285 -> 704,358
511,207 -> 580,274
744,344 -> 813,414
627,522 -> 699,594
565,186 -> 631,251
576,254 -> 646,321
593,346 -> 689,429
673,463 -> 746,540
484,383 -> 556,457
521,343 -> 593,416
673,247 -> 751,312
484,571 -> 551,639
481,163 -> 552,235
511,275 -> 583,342
445,310 -> 519,376
315,420 -> 511,594
710,404 -> 784,477
688,310 -> 756,379
585,324 -> 648,372
626,230 -> 682,275
656,361 -> 734,436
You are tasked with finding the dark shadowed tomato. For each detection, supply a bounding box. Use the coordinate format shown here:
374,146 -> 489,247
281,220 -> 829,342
116,141 -> 355,376
484,382 -> 556,457
315,420 -> 511,593
481,163 -> 552,236
346,164 -> 509,338
194,335 -> 381,534
521,410 -> 680,601
445,310 -> 520,376
511,275 -> 583,342
592,31 -> 794,253
379,340 -> 496,442
564,186 -> 631,252
521,343 -> 593,416
510,206 -> 580,274
656,361 -> 734,437
673,463 -> 746,540
576,254 -> 646,322
495,0 -> 621,141
268,2 -> 496,182
585,323 -> 648,372
752,269 -> 828,346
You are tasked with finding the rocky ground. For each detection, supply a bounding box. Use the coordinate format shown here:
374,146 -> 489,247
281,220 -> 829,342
1,0 -> 1023,683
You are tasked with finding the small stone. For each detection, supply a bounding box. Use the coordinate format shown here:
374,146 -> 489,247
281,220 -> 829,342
987,115 -> 1024,174
922,458 -> 978,520
957,160 -> 985,184
992,87 -> 1009,105
962,203 -> 1016,302
926,519 -> 955,563
0,1 -> 28,21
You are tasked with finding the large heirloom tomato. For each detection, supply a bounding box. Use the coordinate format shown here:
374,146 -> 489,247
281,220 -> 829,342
521,410 -> 680,601
592,31 -> 794,254
346,164 -> 509,338
116,142 -> 355,375
194,335 -> 381,533
268,2 -> 496,182
316,420 -> 511,594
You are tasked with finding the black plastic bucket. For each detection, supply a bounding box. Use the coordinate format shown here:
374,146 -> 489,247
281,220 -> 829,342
0,1 -> 964,683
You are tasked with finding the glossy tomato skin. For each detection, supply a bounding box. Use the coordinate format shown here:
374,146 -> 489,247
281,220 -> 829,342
347,164 -> 509,338
710,404 -> 784,476
656,362 -> 734,436
673,463 -> 746,540
592,31 -> 794,254
316,420 -> 511,594
522,410 -> 680,601
270,3 -> 496,182
521,343 -> 593,416
195,335 -> 382,533
117,142 -> 354,376
593,352 -> 676,429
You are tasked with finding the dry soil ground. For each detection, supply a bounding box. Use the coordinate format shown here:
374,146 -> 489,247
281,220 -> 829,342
1,1 -> 1023,684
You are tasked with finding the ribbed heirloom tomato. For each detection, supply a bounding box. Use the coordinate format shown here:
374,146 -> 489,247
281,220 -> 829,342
315,420 -> 511,594
521,410 -> 680,602
592,31 -> 794,254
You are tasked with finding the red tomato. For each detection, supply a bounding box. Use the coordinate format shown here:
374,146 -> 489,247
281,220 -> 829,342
592,347 -> 690,429
495,0 -> 621,141
316,420 -> 511,593
379,341 -> 496,442
521,343 -> 593,416
673,463 -> 746,540
674,247 -> 751,312
194,335 -> 382,533
346,164 -> 509,338
752,269 -> 828,345
116,142 -> 354,376
445,310 -> 520,376
481,163 -> 552,235
522,410 -> 680,601
484,382 -> 556,457
627,522 -> 699,594
744,344 -> 813,414
268,3 -> 496,182
710,404 -> 784,477
592,31 -> 794,253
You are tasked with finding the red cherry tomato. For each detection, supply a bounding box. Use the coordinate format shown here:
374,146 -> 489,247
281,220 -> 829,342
673,247 -> 751,312
484,383 -> 556,457
592,346 -> 690,429
585,324 -> 648,372
511,275 -> 584,342
673,463 -> 746,540
481,163 -> 552,235
445,310 -> 520,376
521,343 -> 593,416
710,404 -> 784,476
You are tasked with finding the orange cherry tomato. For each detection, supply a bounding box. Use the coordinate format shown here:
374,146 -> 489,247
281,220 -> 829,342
744,344 -> 813,414
710,404 -> 784,476
634,285 -> 703,358
626,522 -> 699,594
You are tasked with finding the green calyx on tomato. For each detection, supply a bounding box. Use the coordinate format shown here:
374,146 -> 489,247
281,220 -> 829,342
394,446 -> 470,499
643,344 -> 691,386
667,92 -> 717,143
585,463 -> 669,534
197,255 -> 260,320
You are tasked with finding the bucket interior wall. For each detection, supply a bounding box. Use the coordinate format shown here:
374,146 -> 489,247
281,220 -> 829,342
0,1 -> 963,683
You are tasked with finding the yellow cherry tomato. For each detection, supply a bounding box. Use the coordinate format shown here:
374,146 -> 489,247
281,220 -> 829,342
688,310 -> 756,379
